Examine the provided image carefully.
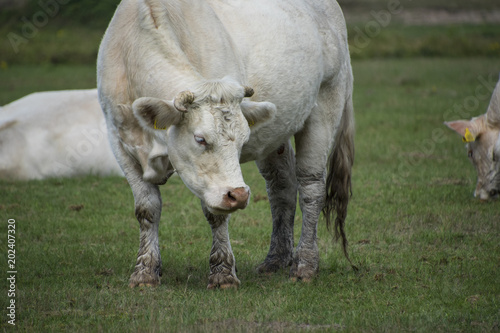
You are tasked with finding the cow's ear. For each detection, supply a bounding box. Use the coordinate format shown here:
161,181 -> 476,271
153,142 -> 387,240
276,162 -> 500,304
444,120 -> 471,138
445,117 -> 487,142
132,97 -> 183,130
240,100 -> 276,128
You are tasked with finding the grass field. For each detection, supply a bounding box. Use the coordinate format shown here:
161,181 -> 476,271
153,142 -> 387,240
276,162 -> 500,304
1,57 -> 499,332
1,0 -> 499,331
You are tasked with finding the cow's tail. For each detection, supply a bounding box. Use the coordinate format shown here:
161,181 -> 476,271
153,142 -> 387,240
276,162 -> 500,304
323,95 -> 356,270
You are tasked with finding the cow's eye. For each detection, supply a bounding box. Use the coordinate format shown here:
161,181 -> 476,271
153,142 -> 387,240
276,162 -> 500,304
468,150 -> 473,158
194,135 -> 207,146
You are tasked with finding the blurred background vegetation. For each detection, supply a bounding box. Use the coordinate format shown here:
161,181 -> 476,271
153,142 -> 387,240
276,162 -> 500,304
0,0 -> 499,67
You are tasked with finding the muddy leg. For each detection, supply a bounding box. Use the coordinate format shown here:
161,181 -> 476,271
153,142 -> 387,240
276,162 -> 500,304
255,140 -> 298,273
129,181 -> 163,287
202,203 -> 240,289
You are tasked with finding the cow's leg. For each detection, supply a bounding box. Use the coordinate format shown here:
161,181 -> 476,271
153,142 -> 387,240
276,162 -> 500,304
255,140 -> 297,273
202,203 -> 240,289
128,179 -> 162,287
291,91 -> 347,281
110,141 -> 163,287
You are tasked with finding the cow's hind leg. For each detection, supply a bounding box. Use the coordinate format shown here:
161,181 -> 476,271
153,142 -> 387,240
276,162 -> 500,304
255,140 -> 297,273
129,180 -> 163,287
291,87 -> 352,281
202,204 -> 240,289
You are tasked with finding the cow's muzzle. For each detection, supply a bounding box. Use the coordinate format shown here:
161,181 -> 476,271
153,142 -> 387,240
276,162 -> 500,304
224,187 -> 250,210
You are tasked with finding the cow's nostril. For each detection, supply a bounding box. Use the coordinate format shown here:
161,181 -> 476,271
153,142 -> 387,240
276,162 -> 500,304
490,189 -> 498,197
227,191 -> 237,202
224,187 -> 249,210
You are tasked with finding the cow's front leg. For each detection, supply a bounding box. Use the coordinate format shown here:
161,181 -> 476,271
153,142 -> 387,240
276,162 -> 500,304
129,180 -> 162,287
255,140 -> 297,274
202,204 -> 240,289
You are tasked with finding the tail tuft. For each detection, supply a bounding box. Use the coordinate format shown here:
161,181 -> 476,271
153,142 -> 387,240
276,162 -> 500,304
323,97 -> 356,269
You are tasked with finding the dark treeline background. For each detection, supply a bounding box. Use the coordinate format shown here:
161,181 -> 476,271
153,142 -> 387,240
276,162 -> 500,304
1,0 -> 120,28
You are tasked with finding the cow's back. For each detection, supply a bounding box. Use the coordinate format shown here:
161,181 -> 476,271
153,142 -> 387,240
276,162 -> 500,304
208,0 -> 351,160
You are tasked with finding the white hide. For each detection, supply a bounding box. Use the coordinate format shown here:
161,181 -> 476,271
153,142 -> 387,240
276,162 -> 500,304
97,0 -> 352,213
0,89 -> 122,180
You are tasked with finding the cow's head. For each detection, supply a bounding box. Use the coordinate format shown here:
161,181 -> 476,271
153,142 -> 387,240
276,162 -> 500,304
445,79 -> 500,200
132,77 -> 276,214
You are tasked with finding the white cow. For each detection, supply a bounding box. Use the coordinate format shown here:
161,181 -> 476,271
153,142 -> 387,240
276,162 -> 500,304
445,75 -> 500,200
98,0 -> 355,288
0,89 -> 122,180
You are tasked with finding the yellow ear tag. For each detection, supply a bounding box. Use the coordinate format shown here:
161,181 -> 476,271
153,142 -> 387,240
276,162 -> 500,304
154,119 -> 167,130
462,127 -> 475,143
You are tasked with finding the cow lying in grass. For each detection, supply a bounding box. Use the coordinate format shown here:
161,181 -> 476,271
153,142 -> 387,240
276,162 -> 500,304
445,76 -> 500,200
0,89 -> 122,180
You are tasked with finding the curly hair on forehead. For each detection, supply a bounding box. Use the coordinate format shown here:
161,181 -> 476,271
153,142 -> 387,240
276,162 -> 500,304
191,77 -> 245,106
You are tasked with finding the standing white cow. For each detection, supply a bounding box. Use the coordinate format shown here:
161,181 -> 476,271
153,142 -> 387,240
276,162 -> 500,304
98,0 -> 355,288
445,75 -> 500,200
0,89 -> 122,180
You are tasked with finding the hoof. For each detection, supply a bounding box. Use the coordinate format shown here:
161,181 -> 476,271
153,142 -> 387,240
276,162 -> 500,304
129,270 -> 160,288
290,262 -> 318,282
207,274 -> 240,290
256,256 -> 292,274
256,261 -> 281,274
219,283 -> 238,290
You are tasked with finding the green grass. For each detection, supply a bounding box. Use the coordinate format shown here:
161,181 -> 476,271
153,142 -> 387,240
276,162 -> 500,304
348,24 -> 500,59
1,57 -> 499,332
0,64 -> 96,105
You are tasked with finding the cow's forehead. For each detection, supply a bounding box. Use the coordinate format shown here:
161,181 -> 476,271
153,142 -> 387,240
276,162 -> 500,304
190,78 -> 245,106
187,102 -> 247,142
